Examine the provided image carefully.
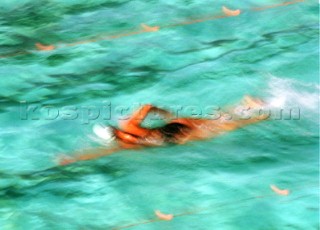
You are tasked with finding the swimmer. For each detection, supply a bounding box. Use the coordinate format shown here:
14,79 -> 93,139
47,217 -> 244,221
59,96 -> 267,165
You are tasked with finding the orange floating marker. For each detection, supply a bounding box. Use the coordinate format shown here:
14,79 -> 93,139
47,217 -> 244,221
141,23 -> 160,32
222,6 -> 241,16
270,184 -> 290,196
155,210 -> 174,221
35,42 -> 55,51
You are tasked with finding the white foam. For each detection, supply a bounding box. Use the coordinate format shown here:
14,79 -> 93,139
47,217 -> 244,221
265,75 -> 319,111
90,124 -> 115,146
268,96 -> 286,108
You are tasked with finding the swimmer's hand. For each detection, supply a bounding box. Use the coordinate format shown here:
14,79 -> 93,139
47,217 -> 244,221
56,154 -> 77,166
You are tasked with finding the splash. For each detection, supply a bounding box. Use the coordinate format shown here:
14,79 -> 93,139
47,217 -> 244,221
89,124 -> 116,146
265,75 -> 319,111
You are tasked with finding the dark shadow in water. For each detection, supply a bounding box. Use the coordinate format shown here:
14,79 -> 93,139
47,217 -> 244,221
0,159 -> 127,199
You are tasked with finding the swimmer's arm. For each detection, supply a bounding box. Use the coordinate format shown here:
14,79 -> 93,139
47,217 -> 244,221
121,104 -> 174,136
125,104 -> 154,126
120,104 -> 155,137
58,147 -> 122,165
125,104 -> 173,126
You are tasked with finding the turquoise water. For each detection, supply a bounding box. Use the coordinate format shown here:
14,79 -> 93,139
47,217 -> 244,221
0,0 -> 319,229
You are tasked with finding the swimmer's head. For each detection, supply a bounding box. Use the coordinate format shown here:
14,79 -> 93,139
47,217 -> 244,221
157,122 -> 190,143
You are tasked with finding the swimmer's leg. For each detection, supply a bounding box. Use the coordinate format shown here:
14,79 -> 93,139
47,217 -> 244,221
215,96 -> 267,132
242,95 -> 265,108
222,95 -> 266,119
